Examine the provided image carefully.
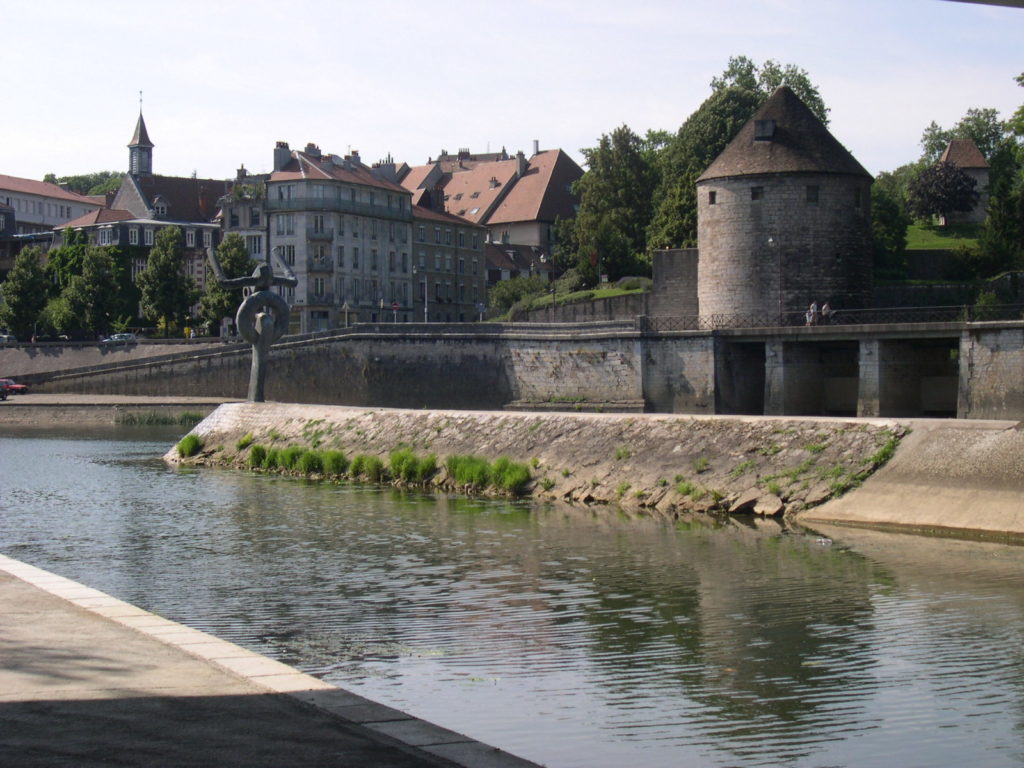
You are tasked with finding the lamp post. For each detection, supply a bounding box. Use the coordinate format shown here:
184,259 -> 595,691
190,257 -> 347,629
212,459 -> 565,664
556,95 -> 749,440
413,265 -> 428,322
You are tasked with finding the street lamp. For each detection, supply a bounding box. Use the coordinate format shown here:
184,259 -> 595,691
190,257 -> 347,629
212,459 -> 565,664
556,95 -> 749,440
413,265 -> 428,322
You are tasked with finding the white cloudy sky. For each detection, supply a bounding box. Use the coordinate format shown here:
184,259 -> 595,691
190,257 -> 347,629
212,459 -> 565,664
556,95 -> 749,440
3,0 -> 1022,182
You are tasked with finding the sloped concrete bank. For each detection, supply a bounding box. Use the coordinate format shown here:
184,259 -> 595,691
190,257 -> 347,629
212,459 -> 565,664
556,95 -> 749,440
168,403 -> 909,519
800,419 -> 1024,537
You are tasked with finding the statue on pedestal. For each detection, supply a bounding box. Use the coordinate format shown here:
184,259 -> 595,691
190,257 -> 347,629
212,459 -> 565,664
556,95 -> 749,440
207,248 -> 297,402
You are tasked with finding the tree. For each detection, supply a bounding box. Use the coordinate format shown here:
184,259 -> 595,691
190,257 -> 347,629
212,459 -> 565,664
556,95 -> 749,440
920,108 -> 1006,164
647,86 -> 764,248
907,161 -> 979,222
871,186 -> 910,279
45,229 -> 89,295
710,55 -> 829,125
137,226 -> 198,335
571,125 -> 659,282
488,275 -> 547,316
0,247 -> 49,338
198,233 -> 256,332
67,247 -> 126,335
42,171 -> 123,196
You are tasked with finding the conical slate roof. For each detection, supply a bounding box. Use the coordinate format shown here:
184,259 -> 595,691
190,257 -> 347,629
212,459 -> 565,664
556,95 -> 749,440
697,86 -> 870,182
129,112 -> 154,149
939,139 -> 989,169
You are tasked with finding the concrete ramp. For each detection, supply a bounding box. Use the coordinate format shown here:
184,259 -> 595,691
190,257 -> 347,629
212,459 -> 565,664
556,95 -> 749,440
799,419 -> 1024,536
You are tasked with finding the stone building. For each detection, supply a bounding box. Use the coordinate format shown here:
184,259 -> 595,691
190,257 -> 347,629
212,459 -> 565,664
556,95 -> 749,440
411,205 -> 487,322
938,138 -> 989,225
695,86 -> 873,324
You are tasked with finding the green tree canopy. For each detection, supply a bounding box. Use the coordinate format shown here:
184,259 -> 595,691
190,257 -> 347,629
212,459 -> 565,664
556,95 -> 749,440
647,86 -> 764,249
871,186 -> 911,279
45,229 -> 89,295
570,125 -> 659,282
710,55 -> 829,125
42,171 -> 123,197
137,226 -> 198,335
920,108 -> 1007,164
198,233 -> 256,331
0,247 -> 49,338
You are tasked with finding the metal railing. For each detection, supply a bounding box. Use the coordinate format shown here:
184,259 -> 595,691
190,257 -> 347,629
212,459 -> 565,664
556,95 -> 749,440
266,197 -> 411,222
641,304 -> 1024,333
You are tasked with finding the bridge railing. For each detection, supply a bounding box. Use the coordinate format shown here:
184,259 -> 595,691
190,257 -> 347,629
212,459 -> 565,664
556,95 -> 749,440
641,304 -> 1024,332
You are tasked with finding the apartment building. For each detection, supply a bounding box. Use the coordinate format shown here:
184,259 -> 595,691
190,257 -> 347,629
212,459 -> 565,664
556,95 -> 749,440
267,142 -> 414,332
411,205 -> 488,323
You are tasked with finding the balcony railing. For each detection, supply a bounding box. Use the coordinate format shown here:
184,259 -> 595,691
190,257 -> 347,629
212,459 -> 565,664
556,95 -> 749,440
266,197 -> 411,222
306,227 -> 334,241
306,258 -> 333,272
305,292 -> 335,306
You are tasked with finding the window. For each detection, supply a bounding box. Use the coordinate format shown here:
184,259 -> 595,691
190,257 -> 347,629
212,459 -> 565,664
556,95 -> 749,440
708,190 -> 717,205
751,187 -> 763,201
337,245 -> 345,267
203,231 -> 212,247
445,254 -> 452,272
99,228 -> 111,245
313,277 -> 325,296
351,217 -> 359,237
459,283 -> 466,301
435,281 -> 442,301
472,233 -> 479,250
806,186 -> 819,204
312,214 -> 325,234
418,225 -> 425,242
388,222 -> 395,242
186,229 -> 196,247
371,220 -> 378,240
444,229 -> 452,245
434,253 -> 441,271
434,227 -> 441,244
229,208 -> 239,227
246,235 -> 262,255
314,244 -> 328,262
371,249 -> 378,270
458,257 -> 465,274
144,228 -> 154,246
276,214 -> 295,235
129,228 -> 139,245
250,208 -> 261,227
389,251 -> 396,271
401,252 -> 408,272
472,258 -> 478,276
353,246 -> 360,268
312,184 -> 325,199
458,231 -> 465,247
282,245 -> 296,265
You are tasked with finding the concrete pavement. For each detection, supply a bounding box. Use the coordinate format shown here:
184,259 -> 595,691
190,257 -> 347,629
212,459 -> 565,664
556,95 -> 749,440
0,555 -> 538,768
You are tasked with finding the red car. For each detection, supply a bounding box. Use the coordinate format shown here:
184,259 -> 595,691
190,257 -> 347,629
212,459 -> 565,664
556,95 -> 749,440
0,378 -> 28,395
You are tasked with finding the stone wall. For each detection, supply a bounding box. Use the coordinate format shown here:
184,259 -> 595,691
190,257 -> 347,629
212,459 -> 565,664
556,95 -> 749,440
650,249 -> 699,317
959,326 -> 1024,419
513,293 -> 649,323
1,339 -> 228,377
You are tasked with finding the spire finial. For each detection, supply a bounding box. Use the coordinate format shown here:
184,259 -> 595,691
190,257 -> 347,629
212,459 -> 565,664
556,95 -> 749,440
139,89 -> 143,112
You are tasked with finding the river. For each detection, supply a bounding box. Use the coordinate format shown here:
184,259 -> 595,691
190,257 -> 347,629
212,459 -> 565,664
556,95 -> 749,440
3,426 -> 1024,768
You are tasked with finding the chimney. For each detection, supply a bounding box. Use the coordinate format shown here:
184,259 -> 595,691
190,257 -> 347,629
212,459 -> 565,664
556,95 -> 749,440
236,164 -> 247,180
532,139 -> 539,157
516,150 -> 526,178
489,176 -> 499,189
273,141 -> 291,172
305,142 -> 321,158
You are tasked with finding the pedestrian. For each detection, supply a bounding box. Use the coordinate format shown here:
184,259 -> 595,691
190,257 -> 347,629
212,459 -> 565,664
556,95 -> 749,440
821,302 -> 833,324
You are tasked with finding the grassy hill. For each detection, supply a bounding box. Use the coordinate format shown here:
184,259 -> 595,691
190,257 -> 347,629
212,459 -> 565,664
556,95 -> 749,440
906,223 -> 981,250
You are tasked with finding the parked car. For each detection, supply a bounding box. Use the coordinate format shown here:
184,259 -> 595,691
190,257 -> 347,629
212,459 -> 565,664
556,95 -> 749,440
0,382 -> 6,400
0,378 -> 28,395
102,333 -> 138,343
0,333 -> 16,344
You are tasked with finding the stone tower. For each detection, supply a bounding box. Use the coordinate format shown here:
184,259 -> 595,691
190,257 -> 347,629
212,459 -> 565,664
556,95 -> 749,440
695,86 -> 872,324
128,111 -> 154,177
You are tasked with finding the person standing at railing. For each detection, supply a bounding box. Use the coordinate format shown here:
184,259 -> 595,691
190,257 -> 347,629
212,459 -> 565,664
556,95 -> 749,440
821,302 -> 833,324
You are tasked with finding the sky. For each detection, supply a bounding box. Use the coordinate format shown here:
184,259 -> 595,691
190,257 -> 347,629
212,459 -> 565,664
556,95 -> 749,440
3,0 -> 1022,184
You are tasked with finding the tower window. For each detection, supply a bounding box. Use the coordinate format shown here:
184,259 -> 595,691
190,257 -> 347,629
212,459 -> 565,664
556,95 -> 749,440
853,188 -> 863,209
806,186 -> 819,204
708,190 -> 717,205
751,186 -> 764,201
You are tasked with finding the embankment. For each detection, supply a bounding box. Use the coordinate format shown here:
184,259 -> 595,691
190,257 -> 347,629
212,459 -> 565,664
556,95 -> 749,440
0,394 -> 233,428
799,419 -> 1024,537
169,403 -> 906,519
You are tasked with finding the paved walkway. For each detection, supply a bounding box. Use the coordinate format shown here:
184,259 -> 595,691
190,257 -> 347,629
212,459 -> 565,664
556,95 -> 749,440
0,555 -> 536,768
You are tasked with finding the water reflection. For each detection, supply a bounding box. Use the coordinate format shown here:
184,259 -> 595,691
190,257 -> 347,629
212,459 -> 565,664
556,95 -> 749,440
3,431 -> 1024,767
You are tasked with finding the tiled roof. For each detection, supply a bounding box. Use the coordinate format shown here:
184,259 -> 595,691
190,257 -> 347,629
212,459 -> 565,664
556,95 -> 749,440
487,150 -> 582,225
60,209 -> 136,229
485,242 -> 553,275
399,164 -> 439,191
130,112 -> 153,148
697,86 -> 871,182
270,151 -> 411,194
134,175 -> 230,222
438,160 -> 519,223
940,139 -> 989,169
412,204 -> 484,228
0,174 -> 103,205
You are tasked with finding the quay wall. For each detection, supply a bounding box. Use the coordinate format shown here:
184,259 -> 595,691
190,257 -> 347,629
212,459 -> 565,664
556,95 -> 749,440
0,339 -> 228,376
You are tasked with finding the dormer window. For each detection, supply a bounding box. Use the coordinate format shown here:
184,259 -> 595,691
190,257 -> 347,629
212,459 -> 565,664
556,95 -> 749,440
153,198 -> 168,217
754,120 -> 776,141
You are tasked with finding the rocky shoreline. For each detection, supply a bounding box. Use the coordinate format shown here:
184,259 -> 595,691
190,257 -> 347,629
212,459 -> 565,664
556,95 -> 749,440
167,402 -> 906,520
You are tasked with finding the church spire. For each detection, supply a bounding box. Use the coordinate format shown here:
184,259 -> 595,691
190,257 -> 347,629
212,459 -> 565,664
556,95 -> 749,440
128,95 -> 154,177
